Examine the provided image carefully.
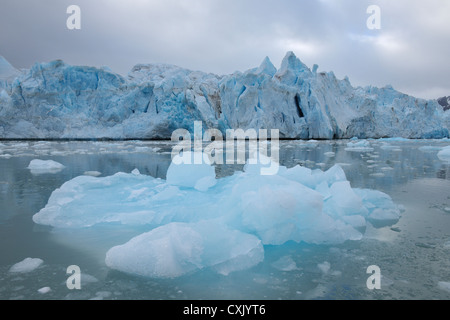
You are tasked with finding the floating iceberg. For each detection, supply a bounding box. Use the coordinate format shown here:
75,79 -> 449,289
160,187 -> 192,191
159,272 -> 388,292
27,159 -> 65,174
437,146 -> 450,162
33,152 -> 401,278
105,221 -> 264,278
9,258 -> 44,273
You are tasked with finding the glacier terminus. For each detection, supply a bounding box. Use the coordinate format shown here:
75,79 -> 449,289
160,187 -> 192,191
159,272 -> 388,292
0,52 -> 449,140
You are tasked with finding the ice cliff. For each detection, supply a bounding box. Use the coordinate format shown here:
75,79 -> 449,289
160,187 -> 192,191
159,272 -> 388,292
0,52 -> 448,139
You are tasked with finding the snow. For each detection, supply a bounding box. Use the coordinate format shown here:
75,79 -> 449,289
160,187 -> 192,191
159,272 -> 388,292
33,152 -> 402,278
9,258 -> 44,273
0,52 -> 448,140
27,159 -> 65,174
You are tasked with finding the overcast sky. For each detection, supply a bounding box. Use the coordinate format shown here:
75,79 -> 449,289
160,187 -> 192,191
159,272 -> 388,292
0,0 -> 449,99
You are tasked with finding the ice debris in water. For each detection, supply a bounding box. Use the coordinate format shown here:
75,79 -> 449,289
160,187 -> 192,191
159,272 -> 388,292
27,159 -> 65,174
438,282 -> 450,293
345,140 -> 374,152
83,171 -> 102,177
271,256 -> 298,271
33,152 -> 401,278
9,258 -> 44,273
38,287 -> 51,294
437,146 -> 450,162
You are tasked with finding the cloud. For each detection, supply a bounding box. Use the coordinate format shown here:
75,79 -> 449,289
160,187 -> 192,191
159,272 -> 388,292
0,0 -> 448,99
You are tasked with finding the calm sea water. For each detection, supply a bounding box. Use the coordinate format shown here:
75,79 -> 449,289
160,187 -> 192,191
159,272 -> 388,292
0,139 -> 449,300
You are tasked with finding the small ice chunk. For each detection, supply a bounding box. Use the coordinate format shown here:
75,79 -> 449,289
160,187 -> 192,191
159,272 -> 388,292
91,291 -> 111,300
438,146 -> 450,162
438,281 -> 450,293
318,261 -> 331,274
324,152 -> 335,157
27,159 -> 65,174
38,287 -> 51,294
418,146 -> 442,152
81,273 -> 99,285
370,173 -> 385,177
271,256 -> 298,271
84,171 -> 101,177
345,140 -> 374,152
354,188 -> 401,225
9,258 -> 44,273
131,168 -> 140,175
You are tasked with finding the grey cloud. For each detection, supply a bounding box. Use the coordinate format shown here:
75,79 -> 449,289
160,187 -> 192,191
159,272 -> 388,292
0,0 -> 448,99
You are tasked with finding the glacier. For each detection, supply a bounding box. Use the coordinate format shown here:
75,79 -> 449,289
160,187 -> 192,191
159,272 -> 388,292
33,152 -> 401,278
0,52 -> 448,140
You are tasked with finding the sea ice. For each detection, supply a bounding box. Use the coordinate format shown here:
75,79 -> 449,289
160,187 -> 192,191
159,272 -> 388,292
9,258 -> 44,273
33,152 -> 401,278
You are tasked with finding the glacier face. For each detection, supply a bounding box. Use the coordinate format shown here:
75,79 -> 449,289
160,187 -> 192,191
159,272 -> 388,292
0,52 -> 448,139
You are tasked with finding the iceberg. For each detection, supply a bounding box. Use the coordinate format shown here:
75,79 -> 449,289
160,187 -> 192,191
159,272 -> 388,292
105,221 -> 264,278
0,53 -> 448,140
33,152 -> 402,278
